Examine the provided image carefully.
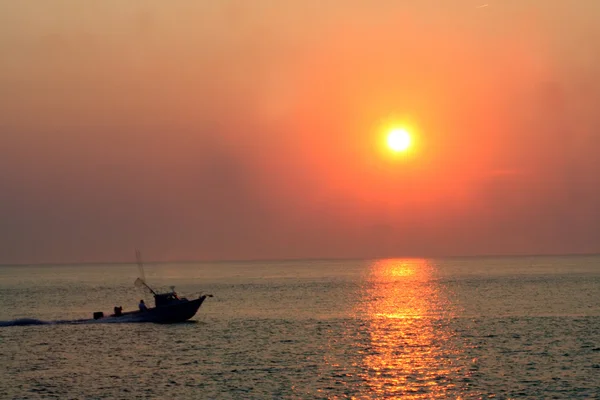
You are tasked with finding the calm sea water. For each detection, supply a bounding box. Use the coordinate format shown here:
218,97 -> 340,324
1,256 -> 599,399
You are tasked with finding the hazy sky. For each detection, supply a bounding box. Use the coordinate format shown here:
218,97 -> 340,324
1,1 -> 600,263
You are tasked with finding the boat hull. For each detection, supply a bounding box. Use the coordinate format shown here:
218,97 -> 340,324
145,296 -> 207,324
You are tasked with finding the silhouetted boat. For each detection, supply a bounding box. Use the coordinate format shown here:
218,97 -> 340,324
93,287 -> 210,324
92,250 -> 212,324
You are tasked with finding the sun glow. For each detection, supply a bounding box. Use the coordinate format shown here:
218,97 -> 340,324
387,128 -> 412,152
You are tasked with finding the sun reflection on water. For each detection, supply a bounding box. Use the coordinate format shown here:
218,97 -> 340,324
357,259 -> 465,399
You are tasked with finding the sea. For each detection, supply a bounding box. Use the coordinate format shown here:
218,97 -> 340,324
1,255 -> 599,399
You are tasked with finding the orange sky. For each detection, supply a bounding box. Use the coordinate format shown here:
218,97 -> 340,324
1,1 -> 600,263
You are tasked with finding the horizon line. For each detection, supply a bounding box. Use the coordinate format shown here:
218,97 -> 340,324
1,251 -> 599,267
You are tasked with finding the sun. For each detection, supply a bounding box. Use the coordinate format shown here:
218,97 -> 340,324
387,128 -> 411,152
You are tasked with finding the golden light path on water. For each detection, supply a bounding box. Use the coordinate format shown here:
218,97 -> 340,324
357,259 -> 468,399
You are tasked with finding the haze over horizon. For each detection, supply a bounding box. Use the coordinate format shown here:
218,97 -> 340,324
1,1 -> 600,264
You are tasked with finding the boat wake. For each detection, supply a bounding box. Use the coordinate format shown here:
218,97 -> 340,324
0,314 -> 159,327
0,318 -> 50,327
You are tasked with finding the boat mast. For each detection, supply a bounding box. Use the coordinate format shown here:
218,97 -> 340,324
135,249 -> 157,295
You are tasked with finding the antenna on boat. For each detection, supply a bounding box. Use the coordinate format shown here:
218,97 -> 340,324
134,249 -> 157,296
134,277 -> 157,296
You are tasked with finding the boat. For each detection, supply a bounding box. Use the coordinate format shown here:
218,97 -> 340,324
92,250 -> 211,324
92,285 -> 210,324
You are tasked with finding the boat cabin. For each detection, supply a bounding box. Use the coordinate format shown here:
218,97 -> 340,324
154,291 -> 182,307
